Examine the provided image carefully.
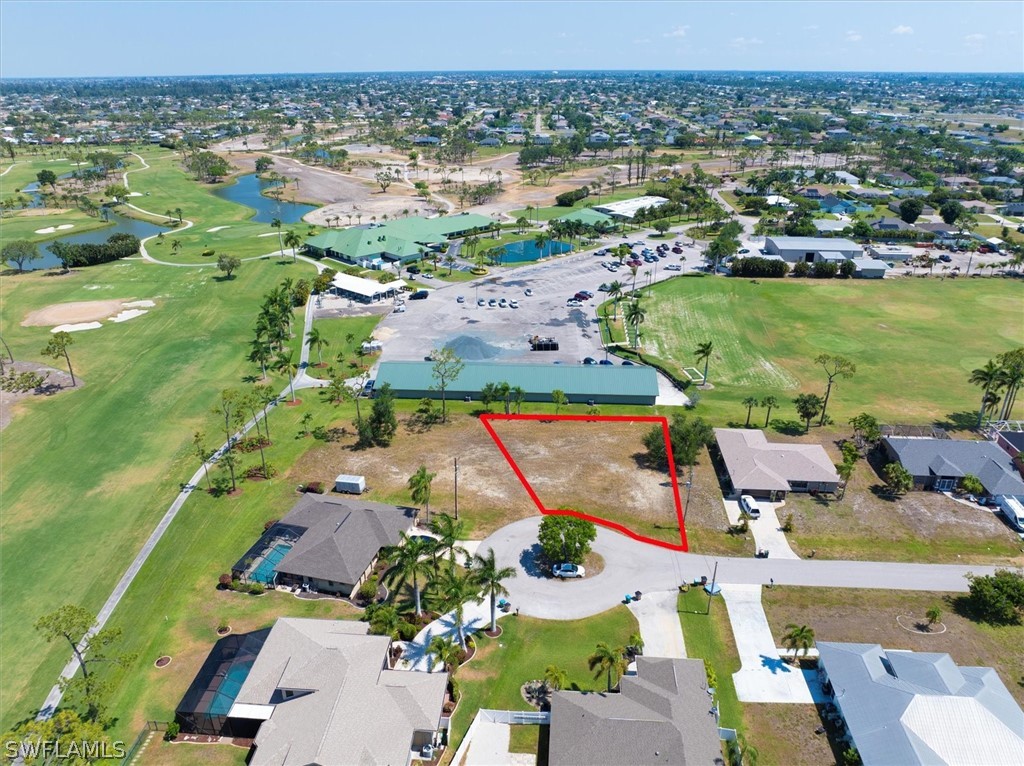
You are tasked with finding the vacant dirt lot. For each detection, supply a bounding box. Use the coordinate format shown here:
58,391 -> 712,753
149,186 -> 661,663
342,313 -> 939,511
762,586 -> 1024,706
487,418 -> 681,544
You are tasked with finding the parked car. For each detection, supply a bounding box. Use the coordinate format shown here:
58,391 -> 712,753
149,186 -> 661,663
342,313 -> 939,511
525,288 -> 534,296
498,298 -> 508,308
580,290 -> 594,298
422,272 -> 434,279
509,299 -> 519,309
599,283 -> 610,291
621,360 -> 635,366
552,563 -> 586,579
567,299 -> 583,307
409,290 -> 429,300
582,357 -> 597,365
488,298 -> 497,307
939,254 -> 952,263
672,246 -> 683,254
598,359 -> 613,365
665,264 -> 682,271
739,495 -> 763,519
477,298 -> 486,306
739,248 -> 750,254
456,295 -> 465,303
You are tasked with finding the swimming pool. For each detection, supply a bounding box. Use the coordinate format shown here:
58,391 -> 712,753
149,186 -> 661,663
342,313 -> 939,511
208,660 -> 255,716
499,239 -> 571,263
249,542 -> 293,584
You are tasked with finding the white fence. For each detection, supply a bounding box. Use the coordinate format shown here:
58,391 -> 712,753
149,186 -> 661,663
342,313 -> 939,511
479,708 -> 551,725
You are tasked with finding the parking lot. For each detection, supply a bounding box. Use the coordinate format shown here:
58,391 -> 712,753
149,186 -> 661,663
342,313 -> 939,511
374,234 -> 704,366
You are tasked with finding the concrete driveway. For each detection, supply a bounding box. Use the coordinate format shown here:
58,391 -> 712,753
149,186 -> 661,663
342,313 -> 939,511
628,590 -> 687,658
722,498 -> 799,560
720,584 -> 823,704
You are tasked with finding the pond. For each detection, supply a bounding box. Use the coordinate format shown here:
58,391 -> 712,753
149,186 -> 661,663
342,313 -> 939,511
12,210 -> 170,271
211,173 -> 317,224
499,239 -> 572,264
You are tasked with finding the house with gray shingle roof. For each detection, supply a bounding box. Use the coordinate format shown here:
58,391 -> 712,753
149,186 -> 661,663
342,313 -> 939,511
230,618 -> 448,766
548,657 -> 722,766
818,642 -> 1024,766
714,428 -> 840,499
882,437 -> 1024,497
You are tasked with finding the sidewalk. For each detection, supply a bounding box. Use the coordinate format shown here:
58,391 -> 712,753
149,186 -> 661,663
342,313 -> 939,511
398,600 -> 493,672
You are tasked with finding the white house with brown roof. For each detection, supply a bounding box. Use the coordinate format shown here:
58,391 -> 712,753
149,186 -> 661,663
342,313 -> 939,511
714,428 -> 840,499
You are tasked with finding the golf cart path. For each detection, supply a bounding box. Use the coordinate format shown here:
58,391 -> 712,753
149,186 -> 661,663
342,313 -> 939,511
720,584 -> 823,704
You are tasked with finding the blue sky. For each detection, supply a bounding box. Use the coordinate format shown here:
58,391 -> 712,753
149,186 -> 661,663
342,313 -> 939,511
1,1 -> 1021,78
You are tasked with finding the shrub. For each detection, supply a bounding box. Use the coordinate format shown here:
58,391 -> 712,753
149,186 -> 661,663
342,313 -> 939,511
263,518 -> 280,531
791,261 -> 811,277
397,621 -> 419,641
247,582 -> 265,595
811,261 -> 838,279
843,747 -> 862,766
304,481 -> 325,494
357,576 -> 378,602
555,186 -> 590,207
964,569 -> 1024,624
449,678 -> 461,702
218,573 -> 232,588
230,578 -> 242,591
730,257 -> 789,278
201,249 -> 215,257
839,259 -> 856,278
781,513 -> 794,533
959,474 -> 984,496
703,659 -> 718,691
164,721 -> 180,741
244,463 -> 277,479
236,435 -> 271,453
218,619 -> 230,632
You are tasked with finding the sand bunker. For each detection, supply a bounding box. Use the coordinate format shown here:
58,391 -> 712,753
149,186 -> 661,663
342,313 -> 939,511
33,224 -> 75,234
52,322 -> 102,333
23,298 -> 156,327
128,192 -> 143,197
110,309 -> 148,323
57,224 -> 73,230
207,226 -> 230,232
257,232 -> 278,237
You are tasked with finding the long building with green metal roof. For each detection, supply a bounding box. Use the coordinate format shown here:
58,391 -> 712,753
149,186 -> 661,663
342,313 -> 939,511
374,361 -> 659,405
553,207 -> 615,227
304,213 -> 495,267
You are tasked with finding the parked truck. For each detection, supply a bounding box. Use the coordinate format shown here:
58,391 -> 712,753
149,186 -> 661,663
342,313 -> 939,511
335,474 -> 367,494
530,336 -> 559,351
997,495 -> 1024,532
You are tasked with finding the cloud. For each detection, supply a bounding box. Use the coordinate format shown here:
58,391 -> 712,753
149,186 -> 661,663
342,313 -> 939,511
845,30 -> 862,42
890,25 -> 913,35
730,36 -> 764,49
964,33 -> 986,42
664,25 -> 689,38
633,38 -> 652,45
803,24 -> 820,31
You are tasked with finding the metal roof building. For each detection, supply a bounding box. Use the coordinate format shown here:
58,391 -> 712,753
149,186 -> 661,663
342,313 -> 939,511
818,642 -> 1024,766
592,195 -> 669,221
375,360 -> 659,405
764,236 -> 862,263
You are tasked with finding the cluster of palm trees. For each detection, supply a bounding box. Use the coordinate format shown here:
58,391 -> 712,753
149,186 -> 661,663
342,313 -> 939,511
969,348 -> 1024,426
586,632 -> 646,692
269,218 -> 303,262
480,381 -> 526,414
249,279 -> 301,401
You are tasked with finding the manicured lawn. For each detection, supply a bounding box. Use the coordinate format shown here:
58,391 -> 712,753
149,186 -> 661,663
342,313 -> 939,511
638,275 -> 1024,425
0,209 -> 112,246
447,607 -> 638,757
0,257 -> 318,730
677,589 -> 743,732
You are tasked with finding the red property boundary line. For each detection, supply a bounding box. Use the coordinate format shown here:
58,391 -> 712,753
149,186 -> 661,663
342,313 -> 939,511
479,413 -> 689,552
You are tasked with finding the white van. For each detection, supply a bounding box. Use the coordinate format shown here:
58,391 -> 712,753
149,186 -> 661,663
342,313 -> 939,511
997,496 -> 1024,532
739,495 -> 763,519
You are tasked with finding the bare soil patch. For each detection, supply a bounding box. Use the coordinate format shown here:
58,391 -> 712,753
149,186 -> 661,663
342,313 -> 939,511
486,418 -> 681,544
0,361 -> 78,431
22,299 -> 128,326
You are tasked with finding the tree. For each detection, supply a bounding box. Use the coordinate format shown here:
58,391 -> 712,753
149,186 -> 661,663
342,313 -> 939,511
479,381 -> 499,412
408,465 -> 437,525
367,382 -> 398,446
192,431 -> 212,490
761,396 -> 778,427
533,231 -> 551,258
588,642 -> 628,692
653,219 -> 671,236
607,281 -> 624,319
538,515 -> 597,565
427,635 -> 462,675
283,229 -> 302,263
3,239 -> 41,272
510,385 -> 526,414
429,566 -> 484,649
695,341 -> 714,386
792,393 -> 824,432
965,569 -> 1024,625
104,183 -> 130,203
544,664 -> 568,694
898,198 -> 924,224
551,389 -> 568,414
2,710 -> 111,763
781,623 -> 815,662
37,168 -> 58,190
848,412 -> 881,444
382,533 -> 435,617
367,603 -> 402,640
270,217 -> 285,256
925,605 -> 943,628
34,605 -> 136,722
430,346 -> 464,423
473,547 -> 517,632
431,512 -> 467,568
883,462 -> 913,496
273,350 -> 298,402
306,326 -> 329,366
960,474 -> 984,496
375,169 -> 395,193
742,396 -> 759,428
41,331 -> 76,386
940,200 -> 965,226
815,354 -> 856,426
217,254 -> 241,278
726,734 -> 761,766
624,300 -> 646,348
643,412 -> 713,469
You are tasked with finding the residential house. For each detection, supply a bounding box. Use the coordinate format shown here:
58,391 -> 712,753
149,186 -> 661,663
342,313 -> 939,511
763,236 -> 862,263
411,135 -> 441,146
882,436 -> 1024,498
877,171 -> 917,187
799,186 -> 828,200
999,202 -> 1024,216
741,134 -> 764,146
232,495 -> 418,596
813,219 -> 851,234
892,187 -> 931,199
817,642 -> 1024,766
548,657 -> 722,766
849,188 -> 891,201
588,131 -> 611,144
714,428 -> 841,500
980,176 -> 1019,186
940,175 -> 977,188
819,194 -> 860,215
869,217 -> 916,232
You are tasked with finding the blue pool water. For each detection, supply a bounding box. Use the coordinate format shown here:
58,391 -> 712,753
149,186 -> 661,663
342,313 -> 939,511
211,173 -> 316,224
208,660 -> 255,716
500,239 -> 571,263
249,543 -> 293,584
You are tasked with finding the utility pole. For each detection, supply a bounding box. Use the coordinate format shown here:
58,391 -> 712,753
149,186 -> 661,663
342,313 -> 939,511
453,457 -> 459,520
681,465 -> 694,525
706,560 -> 718,615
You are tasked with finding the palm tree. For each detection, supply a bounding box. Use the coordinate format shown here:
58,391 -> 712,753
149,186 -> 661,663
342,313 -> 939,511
835,460 -> 855,500
534,231 -> 551,258
283,229 -> 302,262
510,385 -> 526,414
760,396 -> 778,428
607,280 -> 624,319
925,605 -> 942,629
781,623 -> 815,663
430,512 -> 467,568
742,397 -> 759,428
306,326 -> 329,366
248,337 -> 273,379
382,533 -> 435,617
427,635 -> 462,675
588,642 -> 628,693
270,217 -> 284,256
473,547 -> 517,632
171,239 -> 182,257
544,664 -> 569,695
408,465 -> 437,526
627,631 -> 645,656
368,603 -> 402,640
623,300 -> 645,349
695,341 -> 714,386
430,566 -> 483,649
969,360 -> 1003,427
443,253 -> 457,275
726,734 -> 760,766
273,350 -> 298,402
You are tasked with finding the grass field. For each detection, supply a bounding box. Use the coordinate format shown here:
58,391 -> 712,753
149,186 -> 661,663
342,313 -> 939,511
0,209 -> 113,247
0,257 -> 318,730
638,275 -> 1024,425
677,589 -> 743,730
